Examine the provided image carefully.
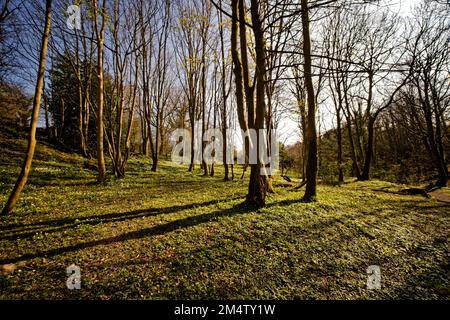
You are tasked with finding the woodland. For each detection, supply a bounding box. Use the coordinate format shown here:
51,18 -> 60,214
0,0 -> 448,299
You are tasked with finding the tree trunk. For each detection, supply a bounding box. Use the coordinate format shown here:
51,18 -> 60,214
360,117 -> 374,181
59,98 -> 65,140
83,98 -> 90,156
301,0 -> 318,202
2,0 -> 52,215
248,0 -> 268,207
188,114 -> 195,172
239,0 -> 253,178
151,156 -> 158,172
218,0 -> 229,181
78,79 -> 87,157
336,107 -> 344,183
115,92 -> 125,177
94,0 -> 107,182
423,94 -> 448,187
43,87 -> 50,139
360,72 -> 374,181
201,22 -> 208,176
230,0 -> 248,178
343,95 -> 361,179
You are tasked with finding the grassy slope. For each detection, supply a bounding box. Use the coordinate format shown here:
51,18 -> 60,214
0,128 -> 449,300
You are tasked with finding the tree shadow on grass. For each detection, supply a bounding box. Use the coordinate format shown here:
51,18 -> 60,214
0,196 -> 244,240
266,196 -> 450,242
0,202 -> 254,265
359,239 -> 450,300
29,179 -> 98,188
387,260 -> 450,299
269,196 -> 449,213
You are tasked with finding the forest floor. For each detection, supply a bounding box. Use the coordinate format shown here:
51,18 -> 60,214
0,126 -> 449,299
429,190 -> 450,204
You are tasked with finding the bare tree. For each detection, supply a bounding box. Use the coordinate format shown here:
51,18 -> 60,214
300,0 -> 318,202
228,0 -> 270,207
93,0 -> 107,182
2,0 -> 52,215
173,0 -> 204,172
217,0 -> 232,181
402,1 -> 449,187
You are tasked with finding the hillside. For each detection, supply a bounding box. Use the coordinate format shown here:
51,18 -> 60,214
0,127 -> 449,299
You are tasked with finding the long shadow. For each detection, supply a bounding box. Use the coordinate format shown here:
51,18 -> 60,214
0,197 -> 244,242
0,202 -> 254,265
30,180 -> 98,188
371,188 -> 450,206
1,169 -> 95,189
0,197 -> 242,233
269,194 -> 449,212
0,209 -> 165,241
388,263 -> 450,299
360,236 -> 450,299
265,197 -> 449,239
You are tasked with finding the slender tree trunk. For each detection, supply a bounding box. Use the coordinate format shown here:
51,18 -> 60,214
201,21 -> 208,176
430,85 -> 448,187
332,76 -> 344,183
151,117 -> 158,172
43,87 -> 50,138
83,98 -> 90,156
336,108 -> 344,183
265,91 -> 274,193
301,0 -> 318,202
81,7 -> 93,158
299,100 -> 307,182
59,98 -> 65,140
188,113 -> 195,172
115,88 -> 125,177
239,0 -> 253,178
219,1 -> 229,181
74,31 -> 88,158
210,70 -> 218,178
141,122 -> 149,156
120,53 -> 138,174
201,73 -> 208,175
94,0 -> 107,182
78,79 -> 87,157
230,0 -> 248,179
360,117 -> 374,181
360,71 -> 374,181
139,3 -> 149,158
111,0 -> 124,178
343,98 -> 361,179
2,0 -> 52,215
151,105 -> 159,172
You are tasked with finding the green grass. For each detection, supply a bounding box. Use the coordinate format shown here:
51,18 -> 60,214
0,131 -> 449,299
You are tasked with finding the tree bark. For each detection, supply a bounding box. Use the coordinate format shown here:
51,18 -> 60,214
360,117 -> 374,181
336,107 -> 344,183
218,0 -> 229,181
301,0 -> 318,202
93,0 -> 107,182
230,0 -> 248,174
248,0 -> 268,207
2,0 -> 52,215
360,72 -> 374,181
